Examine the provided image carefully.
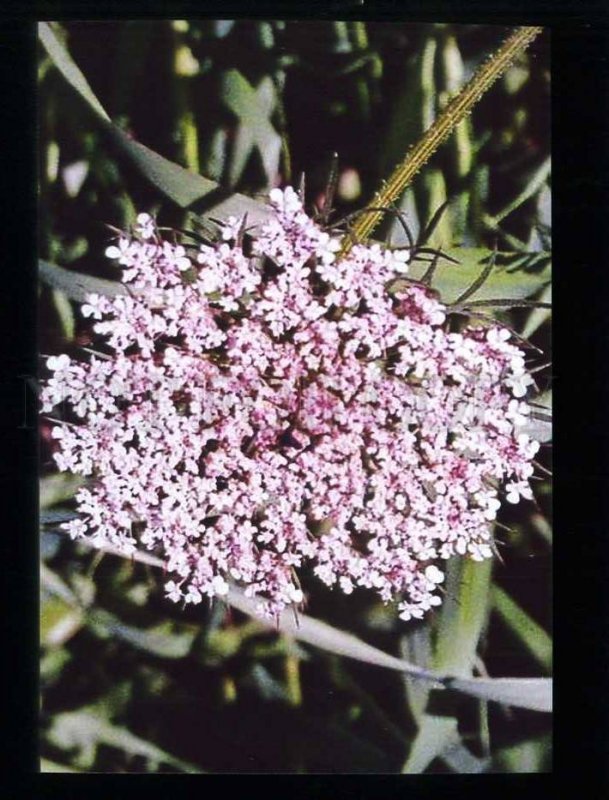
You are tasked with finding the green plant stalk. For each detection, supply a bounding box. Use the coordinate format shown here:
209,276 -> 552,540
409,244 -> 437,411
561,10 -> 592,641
284,650 -> 302,706
340,26 -> 543,256
172,26 -> 200,175
441,33 -> 473,240
416,38 -> 452,248
273,73 -> 292,184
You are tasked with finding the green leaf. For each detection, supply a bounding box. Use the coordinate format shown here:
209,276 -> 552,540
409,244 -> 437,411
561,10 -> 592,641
40,472 -> 83,509
38,22 -> 272,226
530,512 -> 553,546
87,609 -> 197,660
51,289 -> 75,341
522,419 -> 551,443
492,585 -> 552,672
248,663 -> 290,702
493,733 -> 551,772
38,22 -> 110,121
40,260 -> 127,303
220,69 -> 282,187
41,530 -> 63,561
40,246 -> 551,310
522,390 -> 552,443
55,532 -> 553,714
228,581 -> 550,713
40,595 -> 83,648
407,247 -> 551,306
532,389 -> 552,412
46,710 -> 202,773
40,564 -> 84,647
227,585 -> 444,684
403,557 -> 493,773
41,508 -> 79,525
434,557 -> 492,677
399,625 -> 433,724
384,36 -> 450,244
446,677 -> 552,713
403,716 -> 461,774
521,283 -> 551,338
41,563 -> 80,606
492,157 -> 551,225
419,171 -> 451,248
40,646 -> 72,686
440,34 -> 473,241
40,758 -> 80,773
439,740 -> 490,773
381,36 -> 436,177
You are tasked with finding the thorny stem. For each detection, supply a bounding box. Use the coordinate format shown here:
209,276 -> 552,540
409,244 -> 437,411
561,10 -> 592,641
452,299 -> 552,310
339,26 -> 543,258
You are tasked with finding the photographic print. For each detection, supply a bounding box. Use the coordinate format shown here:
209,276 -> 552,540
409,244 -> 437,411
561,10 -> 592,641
38,19 -> 551,774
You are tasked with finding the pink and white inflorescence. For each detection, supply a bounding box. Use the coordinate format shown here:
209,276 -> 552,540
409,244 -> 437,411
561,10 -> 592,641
42,187 -> 540,620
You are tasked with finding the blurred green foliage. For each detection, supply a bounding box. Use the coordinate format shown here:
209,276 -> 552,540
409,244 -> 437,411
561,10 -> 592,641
39,20 -> 551,774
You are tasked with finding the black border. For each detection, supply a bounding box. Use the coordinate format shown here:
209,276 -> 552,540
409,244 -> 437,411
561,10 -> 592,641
1,1 -> 608,795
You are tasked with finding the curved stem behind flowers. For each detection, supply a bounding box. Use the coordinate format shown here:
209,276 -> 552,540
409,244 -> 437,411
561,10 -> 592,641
339,26 -> 543,258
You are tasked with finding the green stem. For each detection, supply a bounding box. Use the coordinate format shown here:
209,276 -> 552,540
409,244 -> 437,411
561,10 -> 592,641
284,649 -> 302,706
339,26 -> 543,257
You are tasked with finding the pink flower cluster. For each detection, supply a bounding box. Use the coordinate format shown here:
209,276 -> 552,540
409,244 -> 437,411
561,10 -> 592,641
42,188 -> 539,620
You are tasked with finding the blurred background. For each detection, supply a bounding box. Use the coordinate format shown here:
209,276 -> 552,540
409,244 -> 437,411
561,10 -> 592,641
39,20 -> 551,774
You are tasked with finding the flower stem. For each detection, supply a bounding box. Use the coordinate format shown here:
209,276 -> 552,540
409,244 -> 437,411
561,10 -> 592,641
339,26 -> 543,257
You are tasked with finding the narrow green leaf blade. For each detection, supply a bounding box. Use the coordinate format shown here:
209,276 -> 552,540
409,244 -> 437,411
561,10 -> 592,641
408,248 -> 551,306
38,22 -> 110,121
446,677 -> 552,713
492,585 -> 552,672
51,289 -> 75,340
434,557 -> 493,677
404,717 -> 460,774
440,740 -> 491,773
40,758 -> 80,773
523,418 -> 551,442
47,710 -> 202,773
39,260 -> 128,302
493,157 -> 551,225
40,472 -> 84,509
521,283 -> 552,338
227,586 -> 444,685
87,609 -> 197,660
493,734 -> 551,772
403,557 -> 493,773
54,534 -> 552,713
399,625 -> 433,724
38,22 -> 272,225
